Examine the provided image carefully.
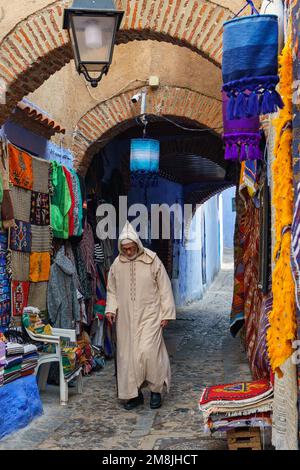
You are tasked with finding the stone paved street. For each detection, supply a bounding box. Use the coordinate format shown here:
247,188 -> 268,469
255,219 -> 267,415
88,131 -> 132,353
0,251 -> 252,450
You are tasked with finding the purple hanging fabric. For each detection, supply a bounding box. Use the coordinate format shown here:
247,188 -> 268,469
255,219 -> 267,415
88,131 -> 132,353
223,92 -> 262,162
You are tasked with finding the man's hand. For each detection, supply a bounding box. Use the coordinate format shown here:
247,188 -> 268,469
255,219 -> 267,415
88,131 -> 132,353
106,313 -> 116,325
161,320 -> 169,329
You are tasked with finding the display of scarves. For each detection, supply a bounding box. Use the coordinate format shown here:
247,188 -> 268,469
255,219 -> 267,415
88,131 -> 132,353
222,8 -> 283,120
267,35 -> 297,376
8,143 -> 52,324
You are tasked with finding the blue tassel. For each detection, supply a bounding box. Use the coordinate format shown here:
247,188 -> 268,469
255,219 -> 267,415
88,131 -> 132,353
227,95 -> 236,120
225,143 -> 232,160
231,144 -> 239,160
234,92 -> 247,119
261,90 -> 271,115
240,143 -> 247,161
247,92 -> 259,117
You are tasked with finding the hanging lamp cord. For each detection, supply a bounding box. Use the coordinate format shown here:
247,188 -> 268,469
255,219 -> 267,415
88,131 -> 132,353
234,0 -> 260,18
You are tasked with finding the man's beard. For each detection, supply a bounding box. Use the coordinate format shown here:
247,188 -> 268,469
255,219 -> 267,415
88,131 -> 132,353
126,252 -> 139,261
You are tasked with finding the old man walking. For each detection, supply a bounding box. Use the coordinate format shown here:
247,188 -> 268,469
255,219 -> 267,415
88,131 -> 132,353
105,222 -> 176,410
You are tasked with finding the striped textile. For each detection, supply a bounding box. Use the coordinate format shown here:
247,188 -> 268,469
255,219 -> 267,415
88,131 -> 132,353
223,14 -> 283,119
94,242 -> 105,264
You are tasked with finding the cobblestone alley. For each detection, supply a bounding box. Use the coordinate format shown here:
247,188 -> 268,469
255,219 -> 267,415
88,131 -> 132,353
0,252 -> 251,450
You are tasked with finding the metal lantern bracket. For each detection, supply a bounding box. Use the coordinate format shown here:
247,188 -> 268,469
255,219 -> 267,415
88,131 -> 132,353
63,0 -> 124,87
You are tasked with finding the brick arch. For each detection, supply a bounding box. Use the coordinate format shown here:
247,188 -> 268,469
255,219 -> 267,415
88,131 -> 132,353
73,85 -> 223,174
0,0 -> 232,123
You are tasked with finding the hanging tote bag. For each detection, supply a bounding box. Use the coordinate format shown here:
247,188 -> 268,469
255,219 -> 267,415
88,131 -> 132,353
222,10 -> 283,120
222,92 -> 262,161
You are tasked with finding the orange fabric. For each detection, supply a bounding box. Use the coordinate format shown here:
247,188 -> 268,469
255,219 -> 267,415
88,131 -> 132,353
9,144 -> 33,190
29,252 -> 51,283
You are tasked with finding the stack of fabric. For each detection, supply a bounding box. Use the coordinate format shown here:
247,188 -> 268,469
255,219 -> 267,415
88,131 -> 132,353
4,343 -> 24,385
199,379 -> 274,434
22,344 -> 38,377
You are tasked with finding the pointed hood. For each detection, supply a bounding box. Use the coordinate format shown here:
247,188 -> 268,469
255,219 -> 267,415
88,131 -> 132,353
118,221 -> 156,264
54,246 -> 76,276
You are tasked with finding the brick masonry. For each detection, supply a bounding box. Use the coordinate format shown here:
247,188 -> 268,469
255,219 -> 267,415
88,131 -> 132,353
0,0 -> 232,125
73,85 -> 223,174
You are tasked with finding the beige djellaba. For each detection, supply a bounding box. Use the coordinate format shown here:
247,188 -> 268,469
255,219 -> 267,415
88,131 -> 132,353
105,222 -> 176,400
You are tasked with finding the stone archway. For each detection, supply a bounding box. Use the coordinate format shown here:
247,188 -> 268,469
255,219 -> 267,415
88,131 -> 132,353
0,0 -> 233,123
72,85 -> 223,174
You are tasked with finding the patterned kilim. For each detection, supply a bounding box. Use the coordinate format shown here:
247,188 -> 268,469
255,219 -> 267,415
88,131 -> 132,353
0,232 -> 10,331
8,144 -> 33,191
30,192 -> 50,226
230,190 -> 246,336
251,295 -> 272,380
243,195 -> 264,375
200,379 -> 273,408
11,281 -> 30,317
10,220 -> 32,253
8,143 -> 51,319
29,253 -> 50,283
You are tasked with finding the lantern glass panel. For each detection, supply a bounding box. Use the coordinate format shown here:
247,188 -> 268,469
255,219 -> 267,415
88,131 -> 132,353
72,15 -> 117,71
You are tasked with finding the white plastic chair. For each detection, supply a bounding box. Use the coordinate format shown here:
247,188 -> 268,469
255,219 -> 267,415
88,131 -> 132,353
24,326 -> 83,406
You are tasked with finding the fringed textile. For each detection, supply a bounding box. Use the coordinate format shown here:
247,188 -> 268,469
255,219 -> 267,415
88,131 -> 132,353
222,14 -> 283,119
267,35 -> 296,376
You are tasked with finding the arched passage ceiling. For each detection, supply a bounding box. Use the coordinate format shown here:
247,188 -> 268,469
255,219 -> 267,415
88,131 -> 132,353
73,85 -> 223,174
0,0 -> 262,123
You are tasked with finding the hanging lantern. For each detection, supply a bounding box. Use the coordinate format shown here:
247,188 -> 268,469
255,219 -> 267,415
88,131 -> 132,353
222,10 -> 283,120
223,92 -> 262,161
130,139 -> 160,173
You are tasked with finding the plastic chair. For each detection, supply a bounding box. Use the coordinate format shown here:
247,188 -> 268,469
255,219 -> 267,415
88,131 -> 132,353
24,326 -> 83,406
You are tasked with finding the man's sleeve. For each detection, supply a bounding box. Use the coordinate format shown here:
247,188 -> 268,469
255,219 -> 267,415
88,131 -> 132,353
105,264 -> 118,315
155,258 -> 176,321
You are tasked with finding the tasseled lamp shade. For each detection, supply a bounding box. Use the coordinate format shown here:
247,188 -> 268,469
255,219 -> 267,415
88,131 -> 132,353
223,92 -> 262,161
222,14 -> 283,120
130,139 -> 160,173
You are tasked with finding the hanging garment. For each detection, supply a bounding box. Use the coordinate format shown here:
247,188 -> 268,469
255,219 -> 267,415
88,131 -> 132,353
0,144 -> 14,230
50,162 -> 71,239
47,246 -> 80,329
69,170 -> 83,237
94,242 -> 105,264
63,167 -> 75,237
222,10 -> 283,119
105,222 -> 176,400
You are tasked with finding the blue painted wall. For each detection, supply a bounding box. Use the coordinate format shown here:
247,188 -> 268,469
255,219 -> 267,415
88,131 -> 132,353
128,175 -> 223,308
174,195 -> 221,307
221,186 -> 236,250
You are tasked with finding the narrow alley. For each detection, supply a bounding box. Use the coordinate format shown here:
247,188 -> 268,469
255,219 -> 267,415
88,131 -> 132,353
0,251 -> 251,451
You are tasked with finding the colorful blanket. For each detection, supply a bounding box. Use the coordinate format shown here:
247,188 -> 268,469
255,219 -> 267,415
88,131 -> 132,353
8,144 -> 51,323
199,379 -> 273,409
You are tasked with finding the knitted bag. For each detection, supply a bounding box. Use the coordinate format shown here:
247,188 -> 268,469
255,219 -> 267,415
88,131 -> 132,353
222,3 -> 283,119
